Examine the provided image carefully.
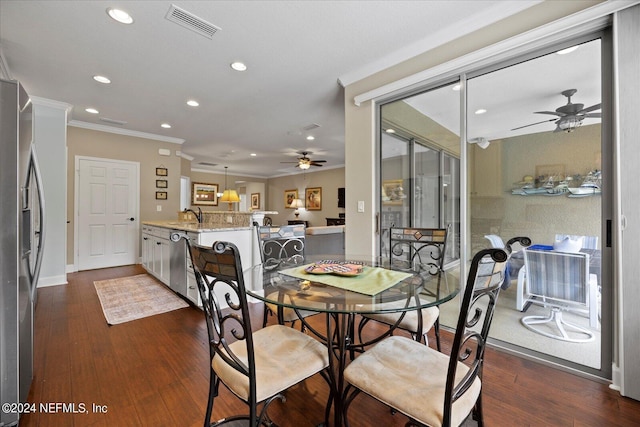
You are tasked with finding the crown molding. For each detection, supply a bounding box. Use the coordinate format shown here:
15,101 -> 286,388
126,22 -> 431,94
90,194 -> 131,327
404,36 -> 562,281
68,120 -> 185,144
30,96 -> 73,113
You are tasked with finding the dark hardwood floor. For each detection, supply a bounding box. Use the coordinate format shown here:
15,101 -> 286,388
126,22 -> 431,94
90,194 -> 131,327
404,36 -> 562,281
22,265 -> 640,426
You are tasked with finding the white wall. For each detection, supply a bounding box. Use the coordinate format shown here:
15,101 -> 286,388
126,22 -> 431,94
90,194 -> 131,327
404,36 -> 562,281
32,97 -> 70,286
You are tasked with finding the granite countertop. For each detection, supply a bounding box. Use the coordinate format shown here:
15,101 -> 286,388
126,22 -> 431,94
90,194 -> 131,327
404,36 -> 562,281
142,220 -> 253,233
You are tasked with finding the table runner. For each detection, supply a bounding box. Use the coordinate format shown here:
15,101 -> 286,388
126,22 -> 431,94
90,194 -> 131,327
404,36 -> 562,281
279,263 -> 413,296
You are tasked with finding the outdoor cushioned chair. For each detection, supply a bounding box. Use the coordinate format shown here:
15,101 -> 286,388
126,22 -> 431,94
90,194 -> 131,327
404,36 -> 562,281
173,233 -> 330,427
520,248 -> 598,342
343,240 -> 527,427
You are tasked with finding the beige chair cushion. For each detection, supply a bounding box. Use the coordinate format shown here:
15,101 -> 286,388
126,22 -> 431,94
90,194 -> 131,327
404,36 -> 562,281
364,300 -> 439,335
212,324 -> 329,402
344,335 -> 481,427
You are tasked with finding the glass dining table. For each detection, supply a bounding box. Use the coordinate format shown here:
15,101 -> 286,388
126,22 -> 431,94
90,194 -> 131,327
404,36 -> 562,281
243,254 -> 460,427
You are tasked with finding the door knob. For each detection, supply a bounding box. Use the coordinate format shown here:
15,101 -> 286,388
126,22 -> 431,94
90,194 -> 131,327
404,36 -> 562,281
129,217 -> 135,221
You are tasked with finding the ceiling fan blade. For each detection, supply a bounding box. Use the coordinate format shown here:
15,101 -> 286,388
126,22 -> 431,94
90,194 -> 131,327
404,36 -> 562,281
583,113 -> 601,118
511,118 -> 557,131
280,161 -> 300,163
312,160 -> 326,163
309,162 -> 324,167
534,111 -> 563,117
579,103 -> 601,114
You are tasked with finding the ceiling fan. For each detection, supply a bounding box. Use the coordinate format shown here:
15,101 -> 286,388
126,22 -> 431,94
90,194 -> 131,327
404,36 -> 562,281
512,89 -> 601,133
281,151 -> 327,170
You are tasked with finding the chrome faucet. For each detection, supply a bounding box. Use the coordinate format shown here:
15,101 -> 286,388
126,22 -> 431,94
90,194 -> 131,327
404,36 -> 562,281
183,207 -> 203,223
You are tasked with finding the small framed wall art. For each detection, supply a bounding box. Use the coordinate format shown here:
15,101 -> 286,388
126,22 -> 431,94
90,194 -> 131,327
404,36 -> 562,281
284,189 -> 298,208
155,167 -> 168,176
305,187 -> 322,210
192,182 -> 219,206
251,193 -> 260,209
156,191 -> 168,200
156,179 -> 168,188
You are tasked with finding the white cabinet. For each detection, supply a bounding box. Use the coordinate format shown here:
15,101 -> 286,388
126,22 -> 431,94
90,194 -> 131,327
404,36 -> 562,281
141,223 -> 257,308
141,225 -> 171,286
185,228 -> 255,308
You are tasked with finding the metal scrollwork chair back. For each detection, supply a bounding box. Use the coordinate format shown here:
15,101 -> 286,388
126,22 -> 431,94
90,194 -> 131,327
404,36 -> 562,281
253,222 -> 318,329
344,238 -> 529,427
171,233 -> 330,427
357,225 -> 450,351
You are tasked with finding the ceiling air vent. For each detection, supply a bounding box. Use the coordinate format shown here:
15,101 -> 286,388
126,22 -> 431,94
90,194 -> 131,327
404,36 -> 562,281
198,162 -> 218,167
100,117 -> 127,125
302,123 -> 321,131
166,4 -> 220,39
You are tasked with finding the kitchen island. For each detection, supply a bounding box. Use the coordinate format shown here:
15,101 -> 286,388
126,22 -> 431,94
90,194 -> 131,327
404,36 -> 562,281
142,211 -> 275,307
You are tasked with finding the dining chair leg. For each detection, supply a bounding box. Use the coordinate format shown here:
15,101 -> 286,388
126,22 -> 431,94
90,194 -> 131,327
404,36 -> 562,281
433,318 -> 441,351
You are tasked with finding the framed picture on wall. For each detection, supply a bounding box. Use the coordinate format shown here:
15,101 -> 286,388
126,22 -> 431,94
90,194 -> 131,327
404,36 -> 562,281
305,187 -> 322,210
156,179 -> 168,188
284,189 -> 298,208
192,182 -> 219,206
382,179 -> 406,205
155,167 -> 168,176
156,191 -> 167,200
251,193 -> 260,209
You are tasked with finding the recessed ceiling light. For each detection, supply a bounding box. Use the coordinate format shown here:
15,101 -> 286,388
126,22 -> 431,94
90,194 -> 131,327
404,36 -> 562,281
250,153 -> 257,157
230,62 -> 247,71
93,75 -> 111,84
106,8 -> 133,24
452,84 -> 461,91
306,135 -> 315,141
85,108 -> 99,114
385,128 -> 396,134
187,100 -> 199,107
161,123 -> 171,129
557,46 -> 579,55
475,109 -> 487,115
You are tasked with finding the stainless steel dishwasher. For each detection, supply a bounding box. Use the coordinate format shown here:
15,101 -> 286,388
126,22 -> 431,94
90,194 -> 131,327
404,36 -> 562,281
169,232 -> 187,297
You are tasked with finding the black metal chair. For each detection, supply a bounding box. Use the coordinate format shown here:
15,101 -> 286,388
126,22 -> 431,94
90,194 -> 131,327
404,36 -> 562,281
172,233 -> 330,427
343,238 -> 530,427
357,226 -> 449,351
253,222 -> 321,329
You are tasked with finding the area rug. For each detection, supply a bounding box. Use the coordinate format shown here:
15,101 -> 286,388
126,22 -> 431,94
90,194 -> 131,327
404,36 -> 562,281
94,274 -> 188,325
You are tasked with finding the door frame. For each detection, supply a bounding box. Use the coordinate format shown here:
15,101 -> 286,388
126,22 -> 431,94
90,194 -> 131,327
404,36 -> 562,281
73,155 -> 140,271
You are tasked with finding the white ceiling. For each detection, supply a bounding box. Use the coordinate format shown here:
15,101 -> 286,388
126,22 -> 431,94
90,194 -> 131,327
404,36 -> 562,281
402,38 -> 601,143
0,0 -> 543,177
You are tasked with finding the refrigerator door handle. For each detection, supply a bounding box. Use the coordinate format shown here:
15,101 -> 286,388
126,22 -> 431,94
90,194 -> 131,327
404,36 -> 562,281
29,145 -> 46,300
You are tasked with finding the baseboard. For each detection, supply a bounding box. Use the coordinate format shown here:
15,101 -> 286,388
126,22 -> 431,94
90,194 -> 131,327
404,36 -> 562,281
66,264 -> 77,273
38,274 -> 68,287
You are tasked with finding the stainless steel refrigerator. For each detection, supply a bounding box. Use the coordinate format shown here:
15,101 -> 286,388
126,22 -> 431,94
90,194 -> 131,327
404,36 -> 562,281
1,79 -> 45,426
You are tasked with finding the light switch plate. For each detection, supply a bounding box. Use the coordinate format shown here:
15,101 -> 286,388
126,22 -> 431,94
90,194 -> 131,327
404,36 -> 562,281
357,201 -> 365,213
157,205 -> 162,212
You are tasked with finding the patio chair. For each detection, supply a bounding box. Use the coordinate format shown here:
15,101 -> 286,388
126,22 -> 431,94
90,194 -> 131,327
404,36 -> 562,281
520,249 -> 598,342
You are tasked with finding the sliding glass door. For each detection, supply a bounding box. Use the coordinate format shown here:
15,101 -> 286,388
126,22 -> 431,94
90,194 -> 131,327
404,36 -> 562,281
376,34 -> 611,379
379,82 -> 461,265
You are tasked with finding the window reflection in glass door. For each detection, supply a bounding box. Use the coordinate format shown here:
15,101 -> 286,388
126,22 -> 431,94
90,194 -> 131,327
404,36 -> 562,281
379,82 -> 461,263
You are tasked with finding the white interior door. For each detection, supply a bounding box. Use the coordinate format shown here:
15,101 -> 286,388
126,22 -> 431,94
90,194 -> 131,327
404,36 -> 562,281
77,157 -> 139,270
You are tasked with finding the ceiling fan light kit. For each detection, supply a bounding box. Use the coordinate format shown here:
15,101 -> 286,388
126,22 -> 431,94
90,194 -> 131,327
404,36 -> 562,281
280,151 -> 327,170
512,88 -> 601,134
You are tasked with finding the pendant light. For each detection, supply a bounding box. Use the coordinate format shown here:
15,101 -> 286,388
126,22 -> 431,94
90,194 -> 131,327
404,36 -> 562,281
219,166 -> 240,211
